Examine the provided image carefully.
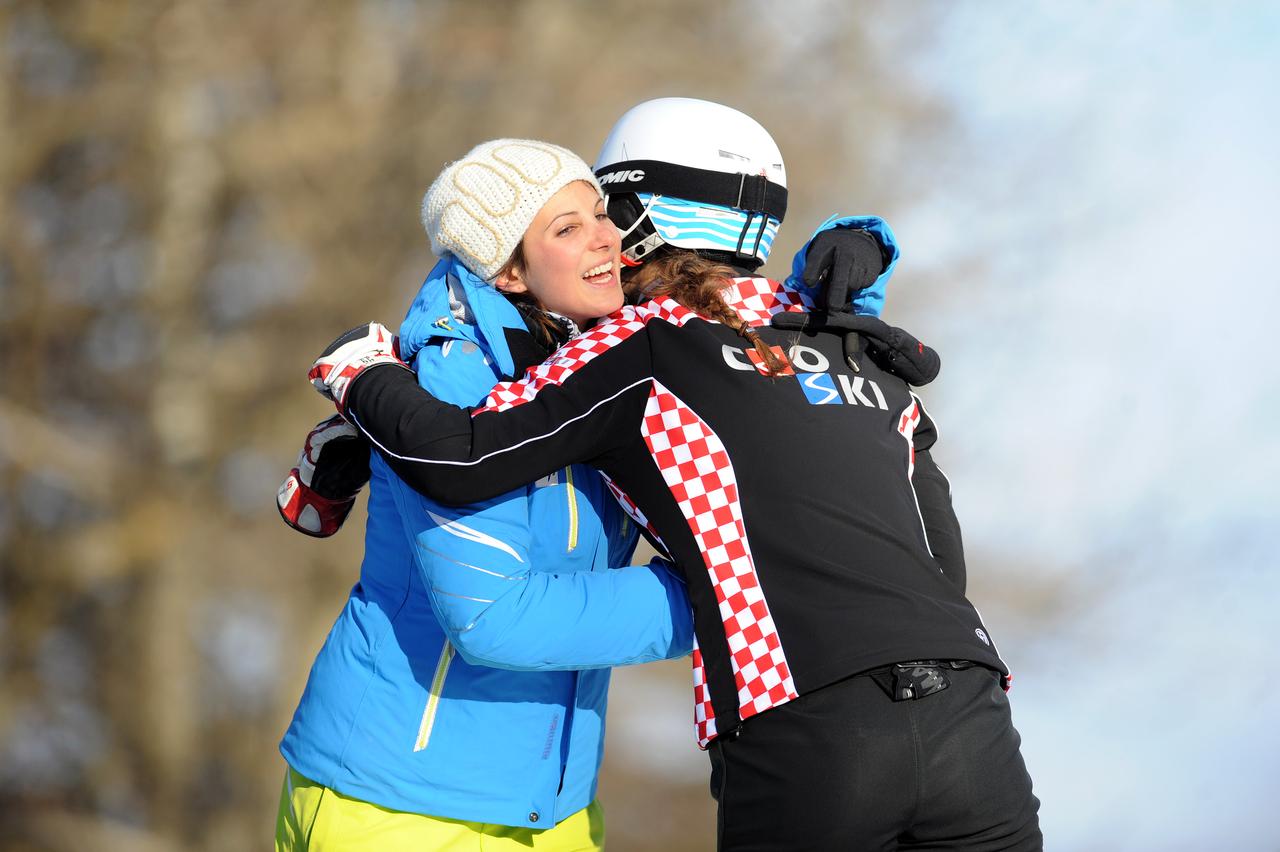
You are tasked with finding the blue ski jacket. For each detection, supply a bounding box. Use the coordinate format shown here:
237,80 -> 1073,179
279,257 -> 695,829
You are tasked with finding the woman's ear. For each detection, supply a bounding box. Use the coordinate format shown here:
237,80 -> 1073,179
495,266 -> 529,295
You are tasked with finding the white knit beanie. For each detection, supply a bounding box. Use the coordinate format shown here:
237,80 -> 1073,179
421,139 -> 603,281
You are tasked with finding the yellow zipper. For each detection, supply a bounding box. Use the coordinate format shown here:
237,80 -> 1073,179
564,466 -> 579,552
414,641 -> 455,752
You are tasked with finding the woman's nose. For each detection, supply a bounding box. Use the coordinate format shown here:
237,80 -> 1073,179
595,217 -> 621,250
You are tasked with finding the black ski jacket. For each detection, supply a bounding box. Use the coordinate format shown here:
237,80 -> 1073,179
345,277 -> 1008,746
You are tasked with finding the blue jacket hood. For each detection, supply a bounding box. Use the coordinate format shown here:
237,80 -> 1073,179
399,256 -> 529,379
786,215 -> 900,318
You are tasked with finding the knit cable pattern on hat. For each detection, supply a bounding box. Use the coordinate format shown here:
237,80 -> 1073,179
421,139 -> 602,281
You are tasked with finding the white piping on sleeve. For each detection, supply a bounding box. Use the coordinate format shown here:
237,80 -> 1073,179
900,392 -> 936,561
349,377 -> 652,468
915,394 -> 956,498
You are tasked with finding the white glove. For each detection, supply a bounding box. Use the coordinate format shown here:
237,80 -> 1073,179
308,322 -> 408,413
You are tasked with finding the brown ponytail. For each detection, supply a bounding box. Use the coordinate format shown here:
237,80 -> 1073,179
623,251 -> 790,376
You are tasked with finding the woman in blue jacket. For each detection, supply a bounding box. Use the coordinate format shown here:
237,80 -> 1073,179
298,100 -> 1039,851
273,140 -> 696,851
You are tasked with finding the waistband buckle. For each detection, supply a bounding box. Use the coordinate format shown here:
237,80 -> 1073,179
869,661 -> 962,701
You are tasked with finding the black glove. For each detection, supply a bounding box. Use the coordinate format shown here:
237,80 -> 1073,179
770,311 -> 941,386
800,228 -> 886,313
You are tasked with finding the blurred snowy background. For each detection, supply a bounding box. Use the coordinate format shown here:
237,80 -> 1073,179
1,2 -> 1275,850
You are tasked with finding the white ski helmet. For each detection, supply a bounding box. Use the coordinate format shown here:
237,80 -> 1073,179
593,98 -> 787,269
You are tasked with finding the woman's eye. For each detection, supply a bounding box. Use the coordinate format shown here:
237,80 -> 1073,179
557,225 -> 576,237
595,212 -> 609,221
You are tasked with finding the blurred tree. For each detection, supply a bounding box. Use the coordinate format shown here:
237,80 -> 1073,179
0,1 -> 955,849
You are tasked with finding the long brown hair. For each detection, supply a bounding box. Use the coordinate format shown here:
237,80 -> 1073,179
494,241 -> 566,343
623,250 -> 790,376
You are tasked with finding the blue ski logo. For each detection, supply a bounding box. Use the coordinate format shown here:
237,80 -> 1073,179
798,373 -> 841,404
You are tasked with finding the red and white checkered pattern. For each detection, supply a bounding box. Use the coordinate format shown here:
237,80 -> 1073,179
467,289 -> 802,747
897,397 -> 922,476
691,640 -> 718,746
475,282 -> 798,416
719,277 -> 814,328
475,299 -> 698,414
599,472 -> 669,558
642,381 -> 798,747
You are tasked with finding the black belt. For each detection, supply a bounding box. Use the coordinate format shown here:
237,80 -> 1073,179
865,660 -> 977,702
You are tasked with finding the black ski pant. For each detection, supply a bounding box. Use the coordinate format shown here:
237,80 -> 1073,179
707,665 -> 1041,851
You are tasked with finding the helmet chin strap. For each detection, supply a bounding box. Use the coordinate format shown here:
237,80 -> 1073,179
622,232 -> 666,266
614,193 -> 666,265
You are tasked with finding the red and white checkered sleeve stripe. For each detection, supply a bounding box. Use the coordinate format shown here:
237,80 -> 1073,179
475,300 -> 699,415
897,397 -> 923,477
721,277 -> 814,328
599,472 -> 669,557
474,314 -> 647,414
642,381 -> 799,747
691,640 -> 718,747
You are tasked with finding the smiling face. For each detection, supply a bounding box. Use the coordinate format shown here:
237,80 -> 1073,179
495,180 -> 623,329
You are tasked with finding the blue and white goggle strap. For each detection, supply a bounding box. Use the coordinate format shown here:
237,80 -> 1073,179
632,193 -> 780,266
732,209 -> 779,265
